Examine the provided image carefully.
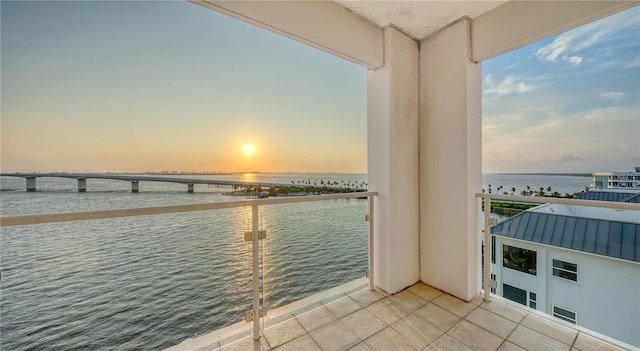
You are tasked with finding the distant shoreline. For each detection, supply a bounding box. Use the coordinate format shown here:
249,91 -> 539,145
495,173 -> 592,177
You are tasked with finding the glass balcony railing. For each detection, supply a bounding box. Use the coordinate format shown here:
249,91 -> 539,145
0,192 -> 377,350
476,193 -> 640,349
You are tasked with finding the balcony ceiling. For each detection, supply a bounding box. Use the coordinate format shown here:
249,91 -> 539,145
335,0 -> 510,40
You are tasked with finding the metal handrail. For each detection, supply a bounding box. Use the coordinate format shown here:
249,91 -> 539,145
0,191 -> 377,227
0,191 -> 377,341
475,192 -> 640,302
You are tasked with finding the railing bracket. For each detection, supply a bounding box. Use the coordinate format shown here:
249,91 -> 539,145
489,280 -> 497,289
365,215 -> 370,222
245,311 -> 254,323
244,308 -> 267,323
244,230 -> 267,242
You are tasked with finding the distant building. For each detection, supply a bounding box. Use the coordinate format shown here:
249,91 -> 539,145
591,167 -> 640,189
574,189 -> 640,203
491,199 -> 640,347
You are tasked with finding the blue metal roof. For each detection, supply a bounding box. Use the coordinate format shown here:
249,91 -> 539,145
492,211 -> 640,263
575,191 -> 640,203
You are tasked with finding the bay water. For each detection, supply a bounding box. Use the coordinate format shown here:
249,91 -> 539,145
0,173 -> 591,350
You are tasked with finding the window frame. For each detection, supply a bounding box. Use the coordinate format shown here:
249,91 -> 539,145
529,291 -> 537,309
552,259 -> 578,282
552,305 -> 577,324
502,244 -> 537,276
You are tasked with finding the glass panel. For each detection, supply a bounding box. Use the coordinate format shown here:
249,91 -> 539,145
503,284 -> 527,306
553,306 -> 577,324
530,301 -> 537,309
553,306 -> 576,319
0,210 -> 254,350
529,292 -> 536,301
552,259 -> 577,272
503,245 -> 537,275
552,268 -> 578,281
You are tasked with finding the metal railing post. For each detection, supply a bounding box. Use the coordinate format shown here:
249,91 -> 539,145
367,195 -> 375,291
483,196 -> 492,301
251,204 -> 261,340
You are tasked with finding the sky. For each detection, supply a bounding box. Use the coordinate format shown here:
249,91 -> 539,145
482,6 -> 640,173
1,2 -> 638,174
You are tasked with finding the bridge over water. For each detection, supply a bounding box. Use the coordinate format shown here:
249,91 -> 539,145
0,173 -> 305,193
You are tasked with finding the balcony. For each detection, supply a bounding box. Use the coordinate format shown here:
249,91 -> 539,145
166,279 -> 630,351
1,191 -> 636,350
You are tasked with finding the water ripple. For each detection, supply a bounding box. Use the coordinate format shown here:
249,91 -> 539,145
1,181 -> 367,350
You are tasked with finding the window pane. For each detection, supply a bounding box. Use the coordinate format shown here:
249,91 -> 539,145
503,245 -> 537,275
552,259 -> 577,272
529,292 -> 536,301
503,284 -> 527,306
553,306 -> 577,324
552,268 -> 578,281
530,301 -> 537,309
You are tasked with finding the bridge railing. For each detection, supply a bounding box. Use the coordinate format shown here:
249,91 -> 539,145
0,191 -> 376,349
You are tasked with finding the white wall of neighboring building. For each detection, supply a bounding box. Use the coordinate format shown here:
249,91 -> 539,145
494,237 -> 640,347
546,249 -> 640,348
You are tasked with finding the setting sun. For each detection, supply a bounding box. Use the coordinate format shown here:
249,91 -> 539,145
244,144 -> 254,155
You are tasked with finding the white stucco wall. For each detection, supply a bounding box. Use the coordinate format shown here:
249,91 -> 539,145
367,26 -> 420,294
419,20 -> 483,301
546,249 -> 640,347
496,237 -> 640,347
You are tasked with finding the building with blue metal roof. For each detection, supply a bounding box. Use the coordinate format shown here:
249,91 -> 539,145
575,189 -> 640,203
490,203 -> 640,347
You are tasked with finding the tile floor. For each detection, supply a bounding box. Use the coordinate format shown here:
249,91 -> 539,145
167,281 -> 631,351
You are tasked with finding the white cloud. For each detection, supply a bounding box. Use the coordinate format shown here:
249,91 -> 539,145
599,91 -> 626,103
536,9 -> 639,64
562,55 -> 583,65
484,74 -> 533,98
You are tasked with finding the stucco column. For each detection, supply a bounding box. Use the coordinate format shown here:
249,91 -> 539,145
367,26 -> 419,294
419,20 -> 482,301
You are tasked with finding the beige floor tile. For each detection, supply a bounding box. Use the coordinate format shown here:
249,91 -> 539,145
432,294 -> 477,317
347,342 -> 373,351
296,306 -> 336,332
273,334 -> 321,351
465,307 -> 517,338
350,289 -> 385,307
447,320 -> 503,351
309,320 -> 360,351
470,296 -> 485,306
497,341 -> 526,351
364,327 -> 420,351
508,326 -> 570,351
365,299 -> 408,325
407,283 -> 442,301
220,337 -> 269,351
413,303 -> 461,332
262,318 -> 306,349
340,308 -> 387,340
325,296 -> 362,319
388,290 -> 428,313
572,333 -> 626,351
424,334 -> 474,351
480,300 -> 527,323
520,314 -> 577,345
390,313 -> 443,349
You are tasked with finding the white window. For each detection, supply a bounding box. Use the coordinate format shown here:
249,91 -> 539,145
553,305 -> 577,324
529,292 -> 537,309
552,259 -> 577,281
